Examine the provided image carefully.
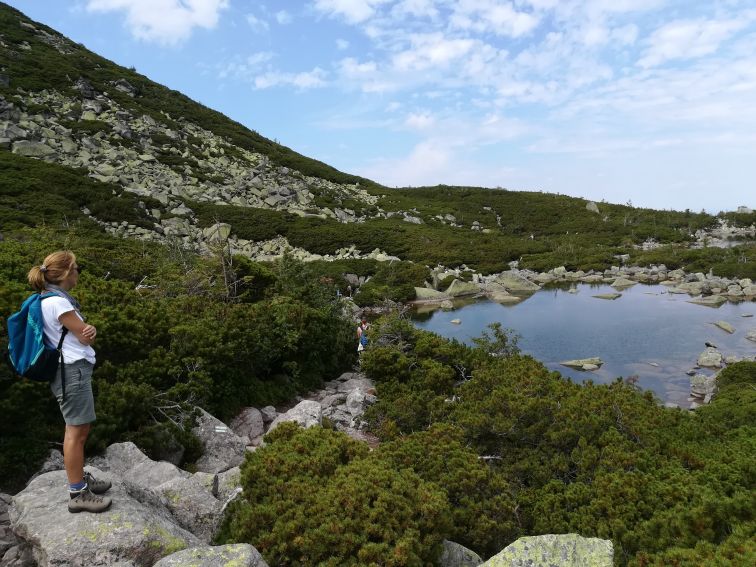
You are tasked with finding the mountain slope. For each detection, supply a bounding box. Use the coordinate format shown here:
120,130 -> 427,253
0,1 -> 753,278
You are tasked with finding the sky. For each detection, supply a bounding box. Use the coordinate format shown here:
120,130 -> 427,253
5,1 -> 756,212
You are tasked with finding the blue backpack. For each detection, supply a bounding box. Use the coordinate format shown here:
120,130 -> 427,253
6,292 -> 68,388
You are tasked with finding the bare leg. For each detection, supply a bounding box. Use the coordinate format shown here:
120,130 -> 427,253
63,424 -> 90,485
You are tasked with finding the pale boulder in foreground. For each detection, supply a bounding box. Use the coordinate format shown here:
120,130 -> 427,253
153,544 -> 269,566
480,534 -> 613,567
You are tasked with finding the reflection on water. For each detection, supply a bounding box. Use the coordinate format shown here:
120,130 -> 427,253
411,283 -> 756,407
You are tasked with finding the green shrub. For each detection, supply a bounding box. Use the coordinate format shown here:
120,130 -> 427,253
219,423 -> 451,566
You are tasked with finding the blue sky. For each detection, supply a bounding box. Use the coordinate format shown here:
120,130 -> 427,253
6,1 -> 756,212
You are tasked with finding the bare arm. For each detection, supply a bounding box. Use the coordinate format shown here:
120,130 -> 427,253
58,311 -> 97,346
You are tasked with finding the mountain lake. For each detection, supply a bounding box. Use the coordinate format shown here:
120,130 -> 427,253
411,282 -> 756,408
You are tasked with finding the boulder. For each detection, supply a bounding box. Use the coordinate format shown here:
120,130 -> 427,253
697,348 -> 723,368
691,374 -> 717,397
337,375 -> 375,394
746,329 -> 756,342
259,405 -> 277,424
481,534 -> 613,567
450,318 -> 462,325
586,201 -> 600,214
592,293 -> 621,300
489,291 -> 522,304
100,442 -> 190,488
713,321 -> 735,334
230,407 -> 265,441
153,544 -> 269,566
11,140 -> 56,158
192,408 -> 247,474
9,469 -> 201,567
216,467 -> 242,505
687,295 -> 727,307
414,287 -> 450,300
494,271 -> 540,293
611,277 -> 636,288
439,539 -> 483,566
156,475 -> 222,543
560,357 -> 603,370
445,279 -> 481,297
268,400 -> 322,431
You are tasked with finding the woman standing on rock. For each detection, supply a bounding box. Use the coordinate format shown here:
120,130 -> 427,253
28,251 -> 112,513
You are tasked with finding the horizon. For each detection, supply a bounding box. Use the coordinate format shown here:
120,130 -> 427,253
4,0 -> 755,213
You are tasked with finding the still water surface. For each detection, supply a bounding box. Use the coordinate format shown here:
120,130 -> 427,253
412,283 -> 756,407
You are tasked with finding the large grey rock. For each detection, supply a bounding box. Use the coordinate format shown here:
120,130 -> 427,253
690,374 -> 717,398
9,469 -> 201,567
592,293 -> 622,300
192,408 -> 247,474
11,140 -> 56,158
268,400 -> 322,431
445,279 -> 481,297
230,407 -> 265,440
586,201 -> 600,214
481,534 -> 613,566
337,376 -> 374,394
104,442 -> 189,487
713,320 -> 735,334
216,467 -> 242,505
414,287 -> 450,300
494,271 -> 540,293
611,277 -> 636,288
259,405 -> 277,424
687,295 -> 727,307
697,348 -> 723,368
156,476 -> 222,543
560,357 -> 603,371
747,329 -> 756,342
153,544 -> 268,566
439,539 -> 483,566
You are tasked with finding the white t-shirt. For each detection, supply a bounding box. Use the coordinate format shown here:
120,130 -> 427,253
40,296 -> 96,365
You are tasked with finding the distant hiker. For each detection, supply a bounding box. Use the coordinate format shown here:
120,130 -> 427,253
357,317 -> 370,354
27,252 -> 112,513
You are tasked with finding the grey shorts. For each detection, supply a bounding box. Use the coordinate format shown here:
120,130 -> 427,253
50,359 -> 96,426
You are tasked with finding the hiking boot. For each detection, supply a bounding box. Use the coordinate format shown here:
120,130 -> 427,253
84,471 -> 111,495
68,488 -> 112,513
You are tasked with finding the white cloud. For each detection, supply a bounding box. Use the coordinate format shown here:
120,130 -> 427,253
86,0 -> 228,45
313,0 -> 389,24
392,33 -> 484,71
246,13 -> 270,32
336,38 -> 350,50
392,0 -> 439,19
275,10 -> 292,24
450,0 -> 539,38
404,111 -> 435,129
339,57 -> 378,76
254,67 -> 328,89
638,19 -> 747,68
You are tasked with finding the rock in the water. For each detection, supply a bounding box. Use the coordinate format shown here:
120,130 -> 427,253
489,291 -> 522,304
687,294 -> 728,307
268,400 -> 322,431
560,357 -> 603,370
494,271 -> 541,293
747,329 -> 756,342
450,318 -> 462,325
592,293 -> 622,300
192,408 -> 247,474
445,279 -> 481,297
439,539 -> 483,566
414,287 -> 450,300
481,534 -> 613,567
9,469 -> 201,567
153,544 -> 269,566
713,320 -> 735,334
611,277 -> 636,288
230,407 -> 265,441
697,347 -> 723,368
